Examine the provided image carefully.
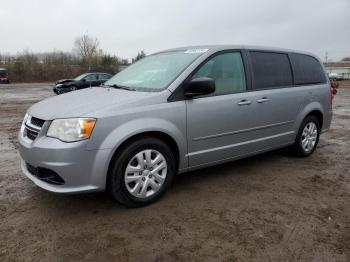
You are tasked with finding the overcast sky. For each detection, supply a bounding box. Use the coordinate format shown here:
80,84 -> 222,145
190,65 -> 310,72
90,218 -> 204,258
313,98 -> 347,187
0,0 -> 349,61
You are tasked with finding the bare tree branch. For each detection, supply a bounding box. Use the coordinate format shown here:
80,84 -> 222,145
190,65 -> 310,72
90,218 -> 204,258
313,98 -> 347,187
74,34 -> 100,64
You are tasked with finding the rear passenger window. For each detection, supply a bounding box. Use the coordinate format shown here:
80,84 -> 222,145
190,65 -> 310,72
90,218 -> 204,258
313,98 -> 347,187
290,53 -> 326,85
99,74 -> 111,80
192,52 -> 246,95
250,52 -> 293,90
84,74 -> 97,81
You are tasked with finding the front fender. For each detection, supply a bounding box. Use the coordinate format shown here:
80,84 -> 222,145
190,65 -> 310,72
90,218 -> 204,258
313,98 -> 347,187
91,117 -> 188,171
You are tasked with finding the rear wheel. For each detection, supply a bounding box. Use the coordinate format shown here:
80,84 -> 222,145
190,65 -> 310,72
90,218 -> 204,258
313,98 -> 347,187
292,115 -> 320,157
108,137 -> 176,207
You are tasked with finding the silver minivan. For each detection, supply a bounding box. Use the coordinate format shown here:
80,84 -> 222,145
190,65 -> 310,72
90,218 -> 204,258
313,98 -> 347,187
18,45 -> 332,207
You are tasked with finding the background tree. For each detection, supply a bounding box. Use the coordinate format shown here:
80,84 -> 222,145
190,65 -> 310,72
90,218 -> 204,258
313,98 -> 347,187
132,50 -> 146,63
341,57 -> 350,61
73,34 -> 100,65
0,34 -> 138,82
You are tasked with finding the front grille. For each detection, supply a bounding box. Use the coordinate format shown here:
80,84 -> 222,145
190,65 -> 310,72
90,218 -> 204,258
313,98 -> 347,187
24,116 -> 45,141
26,163 -> 65,185
30,117 -> 45,128
26,128 -> 38,140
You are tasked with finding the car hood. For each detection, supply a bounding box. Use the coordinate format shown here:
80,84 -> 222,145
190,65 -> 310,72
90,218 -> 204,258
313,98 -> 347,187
28,87 -> 162,120
56,79 -> 74,85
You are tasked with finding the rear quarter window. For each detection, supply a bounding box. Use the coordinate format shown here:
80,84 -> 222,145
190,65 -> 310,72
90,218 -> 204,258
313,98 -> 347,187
250,51 -> 293,90
290,53 -> 326,85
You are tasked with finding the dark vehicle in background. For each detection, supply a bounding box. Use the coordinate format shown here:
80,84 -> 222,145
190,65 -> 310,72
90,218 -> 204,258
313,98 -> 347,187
53,72 -> 112,94
0,68 -> 10,84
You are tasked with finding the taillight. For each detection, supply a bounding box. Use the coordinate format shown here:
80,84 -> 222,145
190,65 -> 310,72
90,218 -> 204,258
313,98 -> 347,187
329,84 -> 334,108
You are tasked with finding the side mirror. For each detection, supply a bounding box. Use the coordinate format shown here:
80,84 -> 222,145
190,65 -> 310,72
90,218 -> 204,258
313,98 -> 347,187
185,77 -> 215,98
82,79 -> 86,82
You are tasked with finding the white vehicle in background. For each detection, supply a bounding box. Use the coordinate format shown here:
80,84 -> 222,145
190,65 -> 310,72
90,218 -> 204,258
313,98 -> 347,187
328,72 -> 341,80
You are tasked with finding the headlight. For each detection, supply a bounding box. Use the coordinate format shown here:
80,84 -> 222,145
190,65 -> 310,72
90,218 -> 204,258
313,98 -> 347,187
47,118 -> 96,142
56,84 -> 63,87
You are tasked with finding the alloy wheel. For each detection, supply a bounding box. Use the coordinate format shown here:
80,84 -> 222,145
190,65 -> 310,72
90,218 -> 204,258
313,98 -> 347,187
124,149 -> 167,198
301,122 -> 318,153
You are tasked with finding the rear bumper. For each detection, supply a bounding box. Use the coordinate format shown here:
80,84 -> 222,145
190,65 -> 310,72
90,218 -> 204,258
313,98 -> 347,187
322,110 -> 333,133
18,133 -> 112,194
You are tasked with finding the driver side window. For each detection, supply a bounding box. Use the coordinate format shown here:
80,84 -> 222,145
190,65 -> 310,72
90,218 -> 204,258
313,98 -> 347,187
192,52 -> 246,95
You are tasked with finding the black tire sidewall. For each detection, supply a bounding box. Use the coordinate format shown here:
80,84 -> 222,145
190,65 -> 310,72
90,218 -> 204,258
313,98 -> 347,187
295,116 -> 320,157
109,137 -> 175,207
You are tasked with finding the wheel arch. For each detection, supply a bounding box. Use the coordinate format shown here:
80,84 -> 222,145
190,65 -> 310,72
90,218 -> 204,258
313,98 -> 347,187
306,110 -> 323,129
295,102 -> 325,135
106,131 -> 181,189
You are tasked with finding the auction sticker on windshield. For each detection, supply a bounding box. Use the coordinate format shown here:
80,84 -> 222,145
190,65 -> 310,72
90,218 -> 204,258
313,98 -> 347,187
184,49 -> 209,54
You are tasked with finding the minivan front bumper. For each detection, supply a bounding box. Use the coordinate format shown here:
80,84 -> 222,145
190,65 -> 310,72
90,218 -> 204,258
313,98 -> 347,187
18,133 -> 112,194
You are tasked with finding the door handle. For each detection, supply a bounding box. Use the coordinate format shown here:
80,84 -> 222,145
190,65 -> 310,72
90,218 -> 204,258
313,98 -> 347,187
257,97 -> 270,103
238,99 -> 252,106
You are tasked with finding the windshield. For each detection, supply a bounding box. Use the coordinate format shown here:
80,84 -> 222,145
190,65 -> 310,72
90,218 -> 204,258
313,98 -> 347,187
74,73 -> 89,81
104,50 -> 206,92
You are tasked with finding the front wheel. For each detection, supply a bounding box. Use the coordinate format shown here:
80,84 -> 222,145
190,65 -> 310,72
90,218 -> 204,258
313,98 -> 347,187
292,115 -> 320,157
108,137 -> 176,207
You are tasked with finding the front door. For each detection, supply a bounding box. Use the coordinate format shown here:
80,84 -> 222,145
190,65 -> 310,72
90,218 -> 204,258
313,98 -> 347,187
84,74 -> 99,87
186,51 -> 260,168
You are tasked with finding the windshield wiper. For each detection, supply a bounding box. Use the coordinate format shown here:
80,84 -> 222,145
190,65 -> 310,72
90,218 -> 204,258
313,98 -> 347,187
103,84 -> 136,91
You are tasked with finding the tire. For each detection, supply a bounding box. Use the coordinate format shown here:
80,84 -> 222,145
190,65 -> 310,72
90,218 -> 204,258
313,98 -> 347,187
291,115 -> 320,157
108,137 -> 176,207
70,86 -> 78,91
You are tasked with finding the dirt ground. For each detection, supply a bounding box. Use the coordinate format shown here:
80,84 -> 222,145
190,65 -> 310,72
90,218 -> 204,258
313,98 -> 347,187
1,82 -> 350,262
